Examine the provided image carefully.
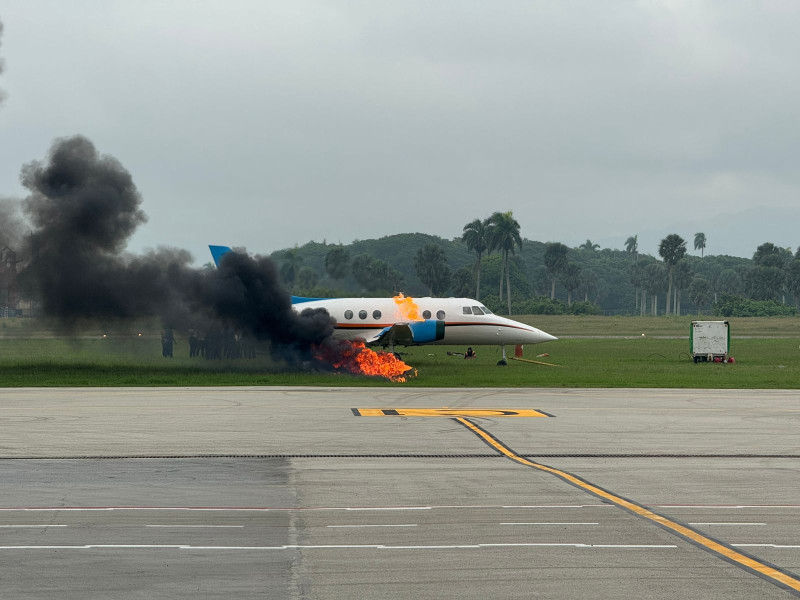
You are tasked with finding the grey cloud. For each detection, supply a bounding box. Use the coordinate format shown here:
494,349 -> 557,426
1,2 -> 800,260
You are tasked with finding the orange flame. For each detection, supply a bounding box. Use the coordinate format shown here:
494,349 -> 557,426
393,292 -> 424,322
315,340 -> 415,383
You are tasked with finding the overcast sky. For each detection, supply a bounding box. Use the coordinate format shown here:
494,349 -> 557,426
1,1 -> 799,262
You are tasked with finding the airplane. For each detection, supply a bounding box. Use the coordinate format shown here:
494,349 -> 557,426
209,245 -> 557,365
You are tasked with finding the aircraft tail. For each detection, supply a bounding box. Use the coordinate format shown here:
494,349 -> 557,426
209,245 -> 232,267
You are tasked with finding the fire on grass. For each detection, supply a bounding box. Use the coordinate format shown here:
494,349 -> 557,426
315,340 -> 416,383
314,292 -> 426,382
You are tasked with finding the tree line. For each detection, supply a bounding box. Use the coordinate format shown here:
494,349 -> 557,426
272,220 -> 800,317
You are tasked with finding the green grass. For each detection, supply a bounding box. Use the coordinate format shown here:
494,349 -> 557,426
515,314 -> 800,337
0,335 -> 797,388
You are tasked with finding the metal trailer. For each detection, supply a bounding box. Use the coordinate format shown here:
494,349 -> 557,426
690,320 -> 730,363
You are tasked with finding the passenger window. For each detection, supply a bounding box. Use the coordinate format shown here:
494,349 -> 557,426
463,306 -> 473,315
373,310 -> 381,319
359,310 -> 367,320
471,306 -> 484,315
422,310 -> 431,319
344,310 -> 353,320
436,310 -> 445,320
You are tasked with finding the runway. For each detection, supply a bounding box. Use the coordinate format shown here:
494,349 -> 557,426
2,387 -> 800,598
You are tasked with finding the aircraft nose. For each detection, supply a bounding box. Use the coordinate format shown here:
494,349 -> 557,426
529,327 -> 557,343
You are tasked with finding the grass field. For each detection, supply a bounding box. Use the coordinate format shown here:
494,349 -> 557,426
516,315 -> 800,337
0,332 -> 797,388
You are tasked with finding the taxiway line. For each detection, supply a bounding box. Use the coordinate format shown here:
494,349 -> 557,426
454,416 -> 800,596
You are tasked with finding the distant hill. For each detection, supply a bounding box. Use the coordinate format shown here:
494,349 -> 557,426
270,233 -> 771,314
271,233 -> 473,295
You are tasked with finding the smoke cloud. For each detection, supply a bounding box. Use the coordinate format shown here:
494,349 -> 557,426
0,197 -> 26,251
21,135 -> 337,365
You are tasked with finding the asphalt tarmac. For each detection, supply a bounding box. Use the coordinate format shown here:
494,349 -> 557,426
1,387 -> 800,598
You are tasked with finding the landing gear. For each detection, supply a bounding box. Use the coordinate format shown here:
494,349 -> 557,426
497,345 -> 508,366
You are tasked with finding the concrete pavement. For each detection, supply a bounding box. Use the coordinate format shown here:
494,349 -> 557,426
1,387 -> 800,598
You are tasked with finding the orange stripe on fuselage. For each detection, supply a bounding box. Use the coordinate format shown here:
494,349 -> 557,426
333,322 -> 530,331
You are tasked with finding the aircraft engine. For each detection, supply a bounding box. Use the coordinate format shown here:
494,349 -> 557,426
407,319 -> 445,343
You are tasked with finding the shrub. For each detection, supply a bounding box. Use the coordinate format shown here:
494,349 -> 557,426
569,301 -> 602,315
512,296 -> 568,315
713,294 -> 798,317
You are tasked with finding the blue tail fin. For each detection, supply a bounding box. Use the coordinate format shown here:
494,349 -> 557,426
209,245 -> 232,267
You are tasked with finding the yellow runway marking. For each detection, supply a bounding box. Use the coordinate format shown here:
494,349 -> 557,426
455,417 -> 800,596
352,408 -> 551,418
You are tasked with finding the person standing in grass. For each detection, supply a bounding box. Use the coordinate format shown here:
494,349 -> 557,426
188,328 -> 198,357
161,328 -> 175,358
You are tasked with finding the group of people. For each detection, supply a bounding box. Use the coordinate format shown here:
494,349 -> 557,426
160,328 -> 257,359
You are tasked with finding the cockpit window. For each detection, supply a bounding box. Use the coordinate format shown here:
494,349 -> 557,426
358,310 -> 367,320
462,306 -> 473,315
422,310 -> 431,319
471,306 -> 484,315
436,310 -> 446,320
480,306 -> 493,314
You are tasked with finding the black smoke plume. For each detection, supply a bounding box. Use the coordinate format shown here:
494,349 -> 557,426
21,135 -> 337,365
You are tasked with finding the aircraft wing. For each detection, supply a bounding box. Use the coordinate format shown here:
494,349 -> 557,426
361,321 -> 445,346
362,326 -> 394,345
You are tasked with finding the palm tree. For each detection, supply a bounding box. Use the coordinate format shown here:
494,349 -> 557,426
693,232 -> 706,257
658,234 -> 687,316
689,277 -> 712,315
461,218 -> 490,301
451,268 -> 475,298
673,260 -> 693,316
788,260 -> 800,310
487,211 -> 522,315
645,263 -> 667,316
624,235 -> 639,260
629,261 -> 647,315
753,242 -> 783,267
561,263 -> 582,306
544,242 -> 569,300
745,264 -> 785,301
719,269 -> 743,296
580,270 -> 598,303
414,244 -> 451,296
579,240 -> 600,252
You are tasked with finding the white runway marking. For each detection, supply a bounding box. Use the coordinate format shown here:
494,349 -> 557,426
0,525 -> 68,528
327,524 -> 418,528
343,507 -> 431,511
0,504 -> 611,512
0,543 -> 678,551
501,522 -> 599,526
144,525 -> 244,528
689,523 -> 766,526
734,544 -> 800,549
656,505 -> 800,509
501,505 -> 610,509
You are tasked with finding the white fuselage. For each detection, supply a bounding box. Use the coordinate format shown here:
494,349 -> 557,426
292,297 -> 557,346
